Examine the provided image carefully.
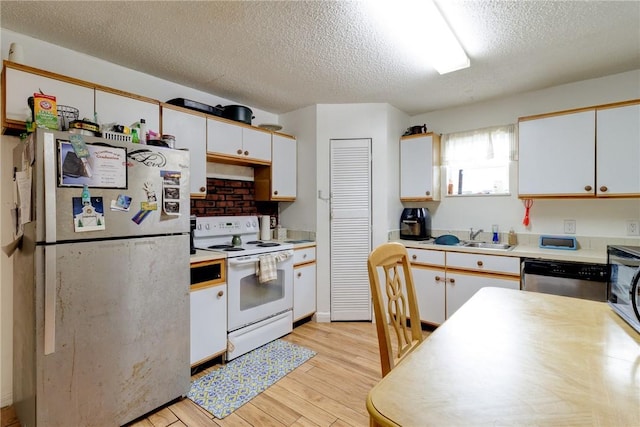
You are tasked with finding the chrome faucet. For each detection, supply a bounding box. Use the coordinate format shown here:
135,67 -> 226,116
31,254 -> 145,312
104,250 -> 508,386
469,228 -> 484,240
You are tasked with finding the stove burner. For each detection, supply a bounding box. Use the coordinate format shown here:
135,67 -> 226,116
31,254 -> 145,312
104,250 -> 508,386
208,244 -> 234,250
257,242 -> 280,247
246,240 -> 262,244
224,247 -> 245,252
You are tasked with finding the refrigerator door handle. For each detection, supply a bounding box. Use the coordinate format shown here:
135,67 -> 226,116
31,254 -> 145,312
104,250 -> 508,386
43,131 -> 57,243
44,245 -> 57,354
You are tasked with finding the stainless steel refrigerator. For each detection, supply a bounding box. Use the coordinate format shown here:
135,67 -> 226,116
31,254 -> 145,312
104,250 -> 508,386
12,129 -> 191,426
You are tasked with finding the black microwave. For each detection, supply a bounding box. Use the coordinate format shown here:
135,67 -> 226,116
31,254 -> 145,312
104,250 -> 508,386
608,245 -> 640,334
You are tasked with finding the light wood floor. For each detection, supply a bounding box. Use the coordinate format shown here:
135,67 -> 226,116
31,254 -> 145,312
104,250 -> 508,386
1,321 -> 432,427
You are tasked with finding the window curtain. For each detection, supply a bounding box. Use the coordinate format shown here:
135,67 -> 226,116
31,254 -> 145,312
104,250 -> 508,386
442,124 -> 516,165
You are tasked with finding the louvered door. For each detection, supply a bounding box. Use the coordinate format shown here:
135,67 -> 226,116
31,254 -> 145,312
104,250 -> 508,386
329,139 -> 372,320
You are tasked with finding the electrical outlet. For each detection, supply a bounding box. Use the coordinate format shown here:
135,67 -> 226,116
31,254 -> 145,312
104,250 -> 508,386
564,219 -> 576,234
626,220 -> 640,236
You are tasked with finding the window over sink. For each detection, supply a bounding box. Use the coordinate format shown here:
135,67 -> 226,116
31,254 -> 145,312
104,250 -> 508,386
442,124 -> 516,196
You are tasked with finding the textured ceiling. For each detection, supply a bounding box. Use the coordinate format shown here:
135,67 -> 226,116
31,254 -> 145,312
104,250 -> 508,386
1,1 -> 639,115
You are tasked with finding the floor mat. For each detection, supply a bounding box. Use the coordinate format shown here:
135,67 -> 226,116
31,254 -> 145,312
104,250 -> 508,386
187,339 -> 316,418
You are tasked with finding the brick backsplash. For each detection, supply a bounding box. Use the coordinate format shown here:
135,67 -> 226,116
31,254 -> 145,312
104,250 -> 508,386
190,178 -> 278,218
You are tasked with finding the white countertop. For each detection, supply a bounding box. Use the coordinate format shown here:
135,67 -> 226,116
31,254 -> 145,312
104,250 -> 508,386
399,239 -> 608,264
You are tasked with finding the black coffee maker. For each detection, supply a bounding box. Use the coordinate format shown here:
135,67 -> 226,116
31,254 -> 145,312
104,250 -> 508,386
400,208 -> 432,240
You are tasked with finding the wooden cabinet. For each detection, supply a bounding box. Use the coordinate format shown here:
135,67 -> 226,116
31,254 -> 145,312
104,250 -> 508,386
400,133 -> 441,201
596,103 -> 640,197
2,61 -> 94,133
518,100 -> 640,198
95,89 -> 160,134
293,245 -> 316,322
206,117 -> 271,165
255,133 -> 297,201
190,283 -> 227,366
161,105 -> 208,198
407,247 -> 520,325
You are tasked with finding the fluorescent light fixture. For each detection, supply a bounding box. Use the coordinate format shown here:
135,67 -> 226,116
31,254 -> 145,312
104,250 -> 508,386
365,0 -> 470,74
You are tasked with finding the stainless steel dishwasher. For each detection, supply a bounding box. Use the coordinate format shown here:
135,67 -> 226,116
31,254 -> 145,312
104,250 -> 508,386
521,258 -> 610,301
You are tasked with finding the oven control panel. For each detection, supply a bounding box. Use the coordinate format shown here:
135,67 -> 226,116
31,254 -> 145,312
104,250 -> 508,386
195,215 -> 259,237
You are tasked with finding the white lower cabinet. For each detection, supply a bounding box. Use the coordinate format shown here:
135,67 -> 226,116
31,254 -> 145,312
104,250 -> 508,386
411,265 -> 446,325
408,247 -> 520,325
293,246 -> 316,322
190,283 -> 227,365
445,271 -> 520,318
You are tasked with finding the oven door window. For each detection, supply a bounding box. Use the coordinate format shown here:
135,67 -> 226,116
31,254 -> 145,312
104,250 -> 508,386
240,270 -> 285,310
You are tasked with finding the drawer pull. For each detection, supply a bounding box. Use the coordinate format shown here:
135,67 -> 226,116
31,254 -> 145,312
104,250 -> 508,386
600,186 -> 608,192
199,186 -> 206,192
303,254 -> 307,258
217,290 -> 224,298
477,261 -> 484,267
412,254 -> 417,260
584,185 -> 592,192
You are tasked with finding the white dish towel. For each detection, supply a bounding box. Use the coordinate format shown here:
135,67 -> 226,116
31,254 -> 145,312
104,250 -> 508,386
256,251 -> 293,284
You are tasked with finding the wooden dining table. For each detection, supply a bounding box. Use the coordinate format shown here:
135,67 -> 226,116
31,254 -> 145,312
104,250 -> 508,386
366,287 -> 640,426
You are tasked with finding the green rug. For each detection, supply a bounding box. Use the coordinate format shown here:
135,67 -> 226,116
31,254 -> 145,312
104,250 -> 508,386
187,339 -> 316,418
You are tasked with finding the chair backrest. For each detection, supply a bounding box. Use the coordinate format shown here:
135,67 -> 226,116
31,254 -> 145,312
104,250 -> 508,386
367,242 -> 424,377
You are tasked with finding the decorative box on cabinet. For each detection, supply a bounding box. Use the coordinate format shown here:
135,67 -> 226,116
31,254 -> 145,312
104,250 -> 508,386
400,133 -> 441,201
161,104 -> 208,198
518,100 -> 640,198
293,245 -> 316,322
206,117 -> 271,165
2,61 -> 94,134
255,133 -> 297,201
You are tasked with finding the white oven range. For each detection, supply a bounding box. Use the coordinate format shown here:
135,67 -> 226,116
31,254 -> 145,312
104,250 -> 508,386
193,215 -> 294,360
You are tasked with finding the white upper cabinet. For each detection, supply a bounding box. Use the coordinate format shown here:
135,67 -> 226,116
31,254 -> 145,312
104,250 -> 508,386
596,103 -> 640,197
95,89 -> 160,134
519,101 -> 640,198
206,117 -> 271,164
3,65 -> 94,132
271,133 -> 297,199
400,133 -> 441,201
518,110 -> 596,197
162,105 -> 208,198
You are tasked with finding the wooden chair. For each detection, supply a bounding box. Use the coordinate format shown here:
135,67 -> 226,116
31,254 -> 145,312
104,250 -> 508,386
367,242 -> 424,377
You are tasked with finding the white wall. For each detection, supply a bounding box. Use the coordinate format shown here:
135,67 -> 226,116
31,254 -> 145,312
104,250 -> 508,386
279,105 -> 318,232
409,70 -> 640,239
313,104 -> 408,320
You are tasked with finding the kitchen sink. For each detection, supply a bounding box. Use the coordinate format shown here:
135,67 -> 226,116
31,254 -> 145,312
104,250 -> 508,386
462,241 -> 515,251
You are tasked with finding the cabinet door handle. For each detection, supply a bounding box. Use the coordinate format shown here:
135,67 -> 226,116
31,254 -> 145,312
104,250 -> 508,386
244,150 -> 249,156
448,278 -> 455,284
199,186 -> 206,192
412,254 -> 417,260
303,254 -> 307,258
600,186 -> 608,192
435,276 -> 442,282
477,260 -> 484,267
237,149 -> 243,155
274,190 -> 279,195
584,185 -> 593,192
297,272 -> 302,278
217,290 -> 224,298
425,190 -> 430,196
